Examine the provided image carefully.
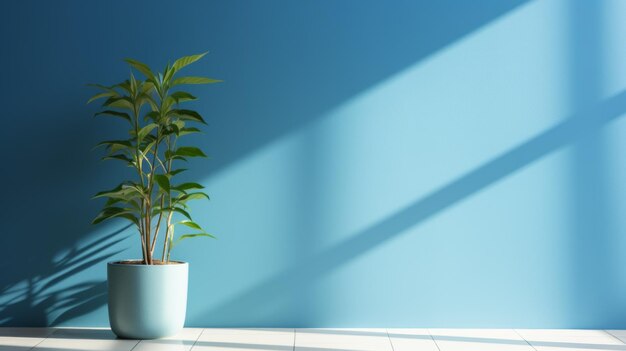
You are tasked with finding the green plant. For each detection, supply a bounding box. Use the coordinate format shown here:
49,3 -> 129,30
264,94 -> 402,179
88,53 -> 221,264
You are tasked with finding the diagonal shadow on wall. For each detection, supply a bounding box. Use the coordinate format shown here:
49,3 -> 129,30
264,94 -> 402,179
193,0 -> 531,179
0,103 -> 134,327
0,0 -> 532,326
202,90 -> 626,326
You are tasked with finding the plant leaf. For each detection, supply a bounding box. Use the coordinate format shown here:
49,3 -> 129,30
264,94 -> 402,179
170,109 -> 206,124
93,184 -> 143,202
113,80 -> 132,94
94,110 -> 131,122
141,81 -> 155,93
172,182 -> 204,192
172,206 -> 192,220
178,233 -> 215,240
174,146 -> 207,158
170,168 -> 187,176
92,207 -> 138,225
87,83 -> 118,94
154,174 -> 170,192
172,52 -> 207,74
136,123 -> 158,142
170,91 -> 197,103
156,206 -> 193,220
102,154 -> 134,165
164,152 -> 188,162
125,58 -> 156,82
172,76 -> 222,86
95,140 -> 132,153
179,127 -> 201,136
129,72 -> 138,93
103,96 -> 134,110
177,192 -> 210,203
87,91 -> 117,104
178,220 -> 203,230
144,111 -> 160,122
93,183 -> 124,199
142,93 -> 159,111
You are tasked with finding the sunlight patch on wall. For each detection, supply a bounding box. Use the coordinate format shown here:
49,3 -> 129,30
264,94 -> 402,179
203,0 -> 569,251
184,0 -> 626,326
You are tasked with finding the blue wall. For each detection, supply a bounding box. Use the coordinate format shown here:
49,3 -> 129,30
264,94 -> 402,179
2,0 -> 626,328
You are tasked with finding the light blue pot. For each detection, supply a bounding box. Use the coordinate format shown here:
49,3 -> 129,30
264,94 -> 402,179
107,261 -> 188,339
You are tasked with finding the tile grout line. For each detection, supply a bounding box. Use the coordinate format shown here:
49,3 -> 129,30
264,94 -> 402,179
513,329 -> 539,351
189,328 -> 207,351
28,328 -> 55,351
385,329 -> 395,351
427,328 -> 442,351
603,330 -> 626,345
127,336 -> 141,351
293,328 -> 296,351
27,337 -> 47,351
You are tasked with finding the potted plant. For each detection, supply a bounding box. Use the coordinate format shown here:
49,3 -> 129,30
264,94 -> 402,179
88,53 -> 220,339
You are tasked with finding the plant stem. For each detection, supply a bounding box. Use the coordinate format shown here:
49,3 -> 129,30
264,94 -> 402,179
161,212 -> 174,262
132,96 -> 149,264
144,202 -> 152,264
150,194 -> 165,255
163,135 -> 177,262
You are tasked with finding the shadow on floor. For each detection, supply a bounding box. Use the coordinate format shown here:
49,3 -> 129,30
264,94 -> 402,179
2,328 -> 625,351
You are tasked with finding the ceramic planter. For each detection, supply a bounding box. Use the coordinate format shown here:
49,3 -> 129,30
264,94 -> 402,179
107,261 -> 188,339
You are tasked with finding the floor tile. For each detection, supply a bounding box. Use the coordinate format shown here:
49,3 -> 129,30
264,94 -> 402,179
133,328 -> 203,351
387,329 -> 439,351
3,327 -> 626,351
517,329 -> 626,351
517,329 -> 621,339
607,330 -> 626,343
429,329 -> 535,351
33,328 -> 138,351
0,328 -> 54,350
192,328 -> 294,351
295,328 -> 393,351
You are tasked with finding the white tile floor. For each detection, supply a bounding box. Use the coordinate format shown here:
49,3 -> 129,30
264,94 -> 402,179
3,328 -> 626,350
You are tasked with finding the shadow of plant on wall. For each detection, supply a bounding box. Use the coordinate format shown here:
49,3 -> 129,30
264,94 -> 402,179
0,100 -> 136,327
0,0 -> 532,326
0,225 -> 129,326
